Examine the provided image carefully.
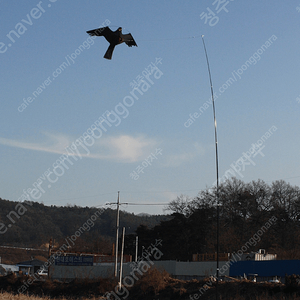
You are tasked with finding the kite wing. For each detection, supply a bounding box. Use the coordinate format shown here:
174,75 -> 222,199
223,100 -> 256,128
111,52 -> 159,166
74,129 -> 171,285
86,26 -> 112,37
123,33 -> 137,47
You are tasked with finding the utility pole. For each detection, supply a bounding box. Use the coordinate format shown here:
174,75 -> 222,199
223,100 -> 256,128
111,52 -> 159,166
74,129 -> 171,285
118,227 -> 125,290
114,191 -> 120,277
135,236 -> 138,262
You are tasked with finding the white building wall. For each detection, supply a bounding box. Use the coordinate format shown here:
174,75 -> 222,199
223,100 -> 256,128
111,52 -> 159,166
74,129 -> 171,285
49,260 -> 229,280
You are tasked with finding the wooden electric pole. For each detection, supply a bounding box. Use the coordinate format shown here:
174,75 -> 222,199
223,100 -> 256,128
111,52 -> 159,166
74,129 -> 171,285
114,191 -> 120,277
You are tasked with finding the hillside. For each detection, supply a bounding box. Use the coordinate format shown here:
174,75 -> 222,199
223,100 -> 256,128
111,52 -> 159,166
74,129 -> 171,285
0,198 -> 168,263
1,178 -> 300,264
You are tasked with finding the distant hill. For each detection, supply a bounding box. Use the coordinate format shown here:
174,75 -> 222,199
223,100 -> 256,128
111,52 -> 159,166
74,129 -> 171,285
3,178 -> 299,264
0,198 -> 169,257
136,213 -> 152,217
0,245 -> 48,265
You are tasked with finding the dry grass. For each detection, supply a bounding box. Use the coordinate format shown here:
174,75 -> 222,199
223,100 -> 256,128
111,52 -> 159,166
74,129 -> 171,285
0,291 -> 107,300
0,273 -> 117,299
135,267 -> 170,294
0,292 -> 52,300
220,293 -> 300,300
129,271 -> 300,300
2,272 -> 300,299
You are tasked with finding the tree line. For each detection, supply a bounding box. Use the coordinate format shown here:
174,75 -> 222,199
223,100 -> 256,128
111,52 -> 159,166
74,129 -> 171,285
125,178 -> 300,261
0,199 -> 167,254
1,178 -> 300,261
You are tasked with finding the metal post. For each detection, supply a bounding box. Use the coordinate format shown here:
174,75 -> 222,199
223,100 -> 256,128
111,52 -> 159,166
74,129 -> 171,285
114,191 -> 120,277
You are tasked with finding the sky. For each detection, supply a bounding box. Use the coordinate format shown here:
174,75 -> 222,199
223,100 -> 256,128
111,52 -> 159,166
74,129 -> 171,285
0,1 -> 300,215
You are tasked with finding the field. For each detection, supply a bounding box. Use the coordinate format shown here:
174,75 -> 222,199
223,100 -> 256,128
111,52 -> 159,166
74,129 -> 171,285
0,293 -> 55,300
1,270 -> 300,300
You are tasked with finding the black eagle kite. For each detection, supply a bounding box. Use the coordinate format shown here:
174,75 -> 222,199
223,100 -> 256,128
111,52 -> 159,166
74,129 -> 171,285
86,26 -> 137,60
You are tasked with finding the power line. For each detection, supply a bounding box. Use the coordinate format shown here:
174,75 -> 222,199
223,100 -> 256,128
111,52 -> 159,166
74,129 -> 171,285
105,202 -> 169,206
36,175 -> 300,206
138,35 -> 202,42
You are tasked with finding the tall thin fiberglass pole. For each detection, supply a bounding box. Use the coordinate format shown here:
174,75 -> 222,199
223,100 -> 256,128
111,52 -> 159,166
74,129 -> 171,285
201,35 -> 220,300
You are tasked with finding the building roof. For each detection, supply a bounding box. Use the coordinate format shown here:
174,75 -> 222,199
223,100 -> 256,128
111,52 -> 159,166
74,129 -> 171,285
0,264 -> 19,272
16,259 -> 45,267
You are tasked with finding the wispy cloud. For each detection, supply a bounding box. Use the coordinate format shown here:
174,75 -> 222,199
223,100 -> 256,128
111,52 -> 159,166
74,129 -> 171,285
0,133 -> 158,163
0,132 -> 71,154
91,135 -> 158,162
0,133 -> 206,166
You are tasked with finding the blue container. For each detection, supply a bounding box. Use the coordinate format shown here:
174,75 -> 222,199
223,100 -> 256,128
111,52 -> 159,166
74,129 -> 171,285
229,260 -> 300,277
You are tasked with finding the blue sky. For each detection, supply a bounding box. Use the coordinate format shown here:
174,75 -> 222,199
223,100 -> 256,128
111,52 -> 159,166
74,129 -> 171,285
1,1 -> 300,215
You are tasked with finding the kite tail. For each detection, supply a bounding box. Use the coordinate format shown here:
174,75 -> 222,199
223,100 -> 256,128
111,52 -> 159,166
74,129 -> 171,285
104,44 -> 115,60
